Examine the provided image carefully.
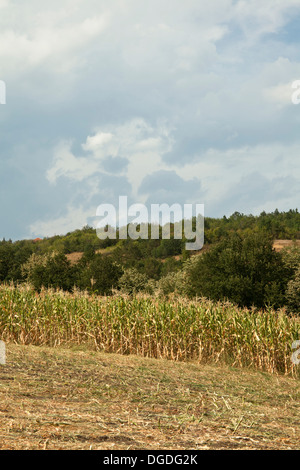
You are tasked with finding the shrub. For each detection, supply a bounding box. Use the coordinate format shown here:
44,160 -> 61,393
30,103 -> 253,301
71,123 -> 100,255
285,266 -> 300,312
118,267 -> 150,295
157,256 -> 198,296
281,245 -> 300,313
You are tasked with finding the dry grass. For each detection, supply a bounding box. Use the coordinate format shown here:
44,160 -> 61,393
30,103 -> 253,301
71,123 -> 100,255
66,247 -> 116,265
65,252 -> 84,265
273,240 -> 300,252
0,343 -> 299,450
1,282 -> 299,450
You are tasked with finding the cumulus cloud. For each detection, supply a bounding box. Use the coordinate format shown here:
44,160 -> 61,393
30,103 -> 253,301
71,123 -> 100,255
3,17 -> 107,75
47,141 -> 100,183
263,82 -> 295,107
230,0 -> 300,44
43,118 -> 300,232
217,171 -> 299,217
47,118 -> 175,198
0,0 -> 299,239
139,170 -> 202,207
29,204 -> 94,238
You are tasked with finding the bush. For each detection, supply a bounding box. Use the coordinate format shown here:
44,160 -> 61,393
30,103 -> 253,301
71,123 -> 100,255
118,267 -> 150,295
281,245 -> 300,313
21,252 -> 57,282
286,267 -> 300,312
157,256 -> 198,296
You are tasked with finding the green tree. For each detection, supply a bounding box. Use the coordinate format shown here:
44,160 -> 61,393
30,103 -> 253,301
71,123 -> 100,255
153,238 -> 183,258
281,245 -> 300,312
29,252 -> 76,292
118,267 -> 150,295
186,232 -> 289,308
77,254 -> 122,295
285,267 -> 300,312
140,258 -> 162,280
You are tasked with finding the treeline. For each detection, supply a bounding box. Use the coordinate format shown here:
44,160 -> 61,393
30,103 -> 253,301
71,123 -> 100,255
0,209 -> 299,312
11,232 -> 300,313
2,208 -> 299,258
204,209 -> 300,243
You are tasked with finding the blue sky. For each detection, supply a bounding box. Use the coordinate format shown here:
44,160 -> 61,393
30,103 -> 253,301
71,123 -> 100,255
0,0 -> 300,240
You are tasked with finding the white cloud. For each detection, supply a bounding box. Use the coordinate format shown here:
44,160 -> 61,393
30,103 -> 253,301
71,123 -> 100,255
0,9 -> 108,76
47,118 -> 175,198
0,0 -> 298,81
83,132 -> 114,155
179,142 -> 300,211
263,82 -> 295,107
29,204 -> 93,237
47,141 -> 100,183
232,0 -> 300,40
46,118 -> 300,215
1,0 -> 300,239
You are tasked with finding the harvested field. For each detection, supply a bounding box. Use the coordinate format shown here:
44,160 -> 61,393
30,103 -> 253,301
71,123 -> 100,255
0,344 -> 299,450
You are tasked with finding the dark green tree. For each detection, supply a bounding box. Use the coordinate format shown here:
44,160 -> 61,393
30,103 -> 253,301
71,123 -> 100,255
77,254 -> 123,295
30,253 -> 75,292
186,232 -> 289,308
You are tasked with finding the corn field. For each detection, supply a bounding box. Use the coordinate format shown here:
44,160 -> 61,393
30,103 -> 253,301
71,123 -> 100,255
0,283 -> 299,376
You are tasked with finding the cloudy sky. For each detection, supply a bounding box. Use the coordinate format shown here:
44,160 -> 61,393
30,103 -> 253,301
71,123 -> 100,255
0,0 -> 300,240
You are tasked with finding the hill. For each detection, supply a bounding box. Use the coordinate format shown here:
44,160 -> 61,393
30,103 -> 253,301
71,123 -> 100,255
0,209 -> 299,311
64,239 -> 300,264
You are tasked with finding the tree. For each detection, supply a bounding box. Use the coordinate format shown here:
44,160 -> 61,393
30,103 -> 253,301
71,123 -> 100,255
185,232 -> 289,308
27,252 -> 76,292
0,241 -> 33,282
77,254 -> 122,295
118,267 -> 149,295
285,267 -> 300,312
0,242 -> 15,281
140,258 -> 162,280
82,244 -> 96,262
281,245 -> 300,312
153,238 -> 182,258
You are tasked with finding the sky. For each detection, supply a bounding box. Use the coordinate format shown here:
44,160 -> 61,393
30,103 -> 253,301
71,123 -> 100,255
0,0 -> 300,240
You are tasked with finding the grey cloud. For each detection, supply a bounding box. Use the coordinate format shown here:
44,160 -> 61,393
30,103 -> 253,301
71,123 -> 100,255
0,1 -> 300,239
213,172 -> 300,217
101,156 -> 129,174
138,170 -> 203,206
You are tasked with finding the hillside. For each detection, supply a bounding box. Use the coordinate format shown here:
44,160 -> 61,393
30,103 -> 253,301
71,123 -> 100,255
273,239 -> 300,251
0,209 -> 299,311
0,209 -> 299,451
0,343 -> 299,450
64,239 -> 300,264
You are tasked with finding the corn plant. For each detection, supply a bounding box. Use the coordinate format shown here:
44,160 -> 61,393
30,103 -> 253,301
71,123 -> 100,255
0,283 -> 299,376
